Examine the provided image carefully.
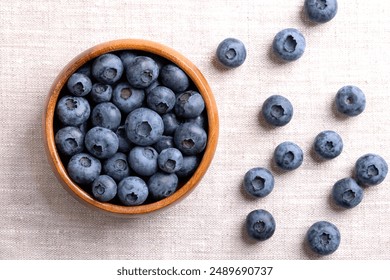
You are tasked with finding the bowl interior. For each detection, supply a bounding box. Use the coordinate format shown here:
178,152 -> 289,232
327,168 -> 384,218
44,39 -> 219,216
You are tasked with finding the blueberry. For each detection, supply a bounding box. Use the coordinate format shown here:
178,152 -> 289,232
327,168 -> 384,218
115,125 -> 133,153
174,123 -> 207,156
128,146 -> 158,177
90,83 -> 113,103
92,53 -> 124,85
216,38 -> 247,68
158,148 -> 184,173
78,121 -> 88,135
162,113 -> 180,135
145,79 -> 161,95
313,130 -> 343,159
244,167 -> 275,198
56,95 -> 90,126
160,64 -> 190,92
103,152 -> 130,182
76,61 -> 92,78
146,86 -> 176,114
84,127 -> 119,159
274,141 -> 304,170
118,51 -> 137,69
91,102 -> 121,131
183,112 -> 208,130
355,154 -> 388,186
306,221 -> 340,255
175,90 -> 205,119
335,85 -> 366,117
176,156 -> 200,178
245,209 -> 276,241
66,73 -> 92,97
112,82 -> 145,114
272,28 -> 306,62
262,95 -> 293,126
304,0 -> 338,23
67,153 -> 101,185
153,135 -> 175,153
91,175 -> 117,202
332,178 -> 364,209
125,107 -> 164,146
117,176 -> 148,206
55,126 -> 84,156
125,56 -> 159,89
148,172 -> 178,201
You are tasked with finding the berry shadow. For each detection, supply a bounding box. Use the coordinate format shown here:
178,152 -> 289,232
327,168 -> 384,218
331,99 -> 350,121
299,6 -> 319,27
239,180 -> 263,202
301,236 -> 325,259
268,156 -> 293,177
267,45 -> 290,66
310,144 -> 327,164
211,54 -> 234,72
257,110 -> 281,132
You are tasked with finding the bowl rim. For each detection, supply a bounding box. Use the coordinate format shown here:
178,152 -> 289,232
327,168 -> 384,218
43,39 -> 219,216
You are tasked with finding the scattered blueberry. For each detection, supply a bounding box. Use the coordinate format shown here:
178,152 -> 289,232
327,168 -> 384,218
117,176 -> 149,206
174,123 -> 207,156
55,126 -> 85,156
67,73 -> 92,97
313,130 -> 343,159
216,38 -> 247,68
84,127 -> 119,159
90,83 -> 113,103
92,53 -> 124,84
306,221 -> 340,255
91,102 -> 121,131
146,86 -> 176,114
160,64 -> 190,92
272,28 -> 306,62
304,0 -> 338,23
125,107 -> 164,146
128,146 -> 158,177
175,90 -> 205,119
56,95 -> 90,126
335,85 -> 366,117
67,153 -> 101,185
91,175 -> 117,202
355,154 -> 388,186
244,167 -> 275,198
112,82 -> 145,114
262,95 -> 293,126
148,172 -> 179,201
176,156 -> 200,178
245,209 -> 276,241
103,152 -> 130,182
274,141 -> 304,171
332,178 -> 364,209
158,148 -> 184,173
125,56 -> 159,89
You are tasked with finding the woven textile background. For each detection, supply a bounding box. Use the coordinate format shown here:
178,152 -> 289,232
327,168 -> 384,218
1,0 -> 390,260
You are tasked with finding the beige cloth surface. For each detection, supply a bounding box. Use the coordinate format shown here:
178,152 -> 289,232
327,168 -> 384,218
1,0 -> 390,259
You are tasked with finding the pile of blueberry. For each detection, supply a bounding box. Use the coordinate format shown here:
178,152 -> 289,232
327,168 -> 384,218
54,51 -> 208,206
216,0 -> 388,256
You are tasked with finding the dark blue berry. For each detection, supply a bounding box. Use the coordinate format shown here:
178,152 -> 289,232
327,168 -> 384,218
148,172 -> 178,201
273,28 -> 306,62
128,146 -> 158,177
158,148 -> 184,173
115,125 -> 133,153
91,102 -> 121,131
216,38 -> 247,68
56,95 -> 90,126
183,112 -> 208,130
103,152 -> 130,182
175,90 -> 205,119
118,51 -> 137,69
67,73 -> 92,97
262,95 -> 293,126
306,221 -> 340,255
92,53 -> 124,85
67,153 -> 101,185
176,156 -> 200,178
55,126 -> 84,156
125,107 -> 164,146
112,82 -> 145,114
355,154 -> 388,186
332,178 -> 364,209
84,127 -> 119,159
314,130 -> 343,159
147,86 -> 176,114
153,135 -> 175,153
304,0 -> 338,23
246,209 -> 276,241
274,141 -> 303,171
90,83 -> 113,103
174,123 -> 207,156
162,113 -> 180,135
160,64 -> 189,92
91,175 -> 117,202
125,56 -> 159,89
117,176 -> 148,206
335,85 -> 366,117
244,167 -> 275,198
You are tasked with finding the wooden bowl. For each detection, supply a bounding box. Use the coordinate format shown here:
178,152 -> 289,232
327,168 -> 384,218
43,39 -> 219,216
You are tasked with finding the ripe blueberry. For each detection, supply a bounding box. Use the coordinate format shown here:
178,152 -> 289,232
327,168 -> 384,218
244,167 -> 275,198
332,178 -> 364,209
335,85 -> 366,117
91,175 -> 117,202
245,209 -> 276,241
304,0 -> 338,23
274,141 -> 304,171
216,38 -> 247,68
355,154 -> 388,186
313,130 -> 343,159
306,221 -> 340,255
262,95 -> 293,126
117,176 -> 149,206
67,153 -> 101,185
272,28 -> 306,62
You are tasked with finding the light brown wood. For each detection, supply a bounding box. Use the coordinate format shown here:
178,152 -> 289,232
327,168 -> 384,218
43,39 -> 219,217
